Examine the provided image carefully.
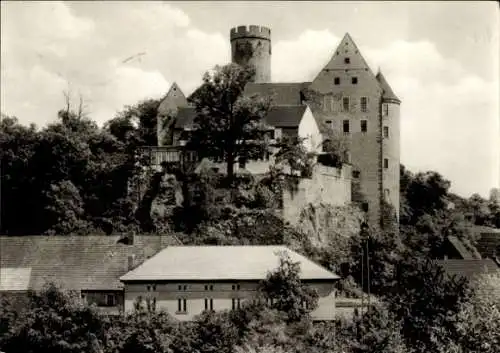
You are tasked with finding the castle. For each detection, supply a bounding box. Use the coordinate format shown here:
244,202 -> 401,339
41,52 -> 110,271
153,25 -> 401,228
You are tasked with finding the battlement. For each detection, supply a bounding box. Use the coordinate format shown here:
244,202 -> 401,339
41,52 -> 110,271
230,25 -> 271,41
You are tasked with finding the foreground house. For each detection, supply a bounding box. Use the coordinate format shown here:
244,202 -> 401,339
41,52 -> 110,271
0,235 -> 180,313
120,245 -> 340,321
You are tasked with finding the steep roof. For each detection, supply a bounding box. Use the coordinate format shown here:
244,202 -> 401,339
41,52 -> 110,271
0,235 -> 181,291
308,32 -> 381,95
174,105 -> 307,129
157,82 -> 188,116
435,259 -> 499,281
376,70 -> 401,103
120,245 -> 340,282
243,82 -> 311,106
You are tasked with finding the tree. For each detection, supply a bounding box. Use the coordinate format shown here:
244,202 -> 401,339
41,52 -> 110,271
258,252 -> 318,322
273,136 -> 315,178
188,63 -> 271,179
448,272 -> 500,353
319,128 -> 350,168
0,283 -> 106,353
386,256 -> 471,353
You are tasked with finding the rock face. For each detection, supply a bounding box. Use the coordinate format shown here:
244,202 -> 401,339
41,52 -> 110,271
296,203 -> 363,247
150,172 -> 183,232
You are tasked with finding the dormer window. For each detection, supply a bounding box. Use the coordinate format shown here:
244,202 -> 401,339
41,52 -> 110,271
344,57 -> 350,64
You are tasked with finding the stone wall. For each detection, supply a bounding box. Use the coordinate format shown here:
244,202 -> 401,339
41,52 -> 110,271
282,163 -> 352,226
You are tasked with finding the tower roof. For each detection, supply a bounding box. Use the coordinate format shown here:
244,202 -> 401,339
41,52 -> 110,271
376,70 -> 401,104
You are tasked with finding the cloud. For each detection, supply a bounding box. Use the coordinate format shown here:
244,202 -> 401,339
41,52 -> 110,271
1,1 -> 227,126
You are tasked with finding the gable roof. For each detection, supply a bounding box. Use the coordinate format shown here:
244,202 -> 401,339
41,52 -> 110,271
243,82 -> 311,106
158,82 -> 188,117
120,245 -> 339,282
174,105 -> 307,129
435,259 -> 499,281
308,32 -> 382,95
0,235 -> 181,291
376,70 -> 401,103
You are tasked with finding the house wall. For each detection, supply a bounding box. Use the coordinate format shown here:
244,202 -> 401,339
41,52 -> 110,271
282,163 -> 352,226
123,280 -> 337,321
298,107 -> 323,153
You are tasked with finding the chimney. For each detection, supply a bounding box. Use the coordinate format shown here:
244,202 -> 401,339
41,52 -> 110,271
128,254 -> 136,271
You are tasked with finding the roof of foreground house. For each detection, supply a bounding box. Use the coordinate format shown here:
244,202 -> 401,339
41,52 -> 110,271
0,235 -> 180,291
120,245 -> 340,282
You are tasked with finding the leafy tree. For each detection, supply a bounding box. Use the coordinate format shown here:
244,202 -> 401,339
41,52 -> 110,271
259,252 -> 318,322
273,136 -> 315,178
386,256 -> 471,353
0,283 -> 106,353
448,272 -> 500,353
188,63 -> 271,179
319,128 -> 350,168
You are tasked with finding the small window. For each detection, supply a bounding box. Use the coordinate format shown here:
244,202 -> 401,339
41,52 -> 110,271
344,57 -> 350,64
334,77 -> 340,85
383,103 -> 389,116
383,126 -> 389,138
343,120 -> 350,134
204,298 -> 214,311
269,130 -> 275,139
384,189 -> 390,200
343,97 -> 350,112
362,202 -> 369,212
352,170 -> 360,178
205,284 -> 214,291
105,294 -> 116,307
238,157 -> 246,169
351,77 -> 358,84
360,97 -> 368,112
147,286 -> 151,291
232,298 -> 241,310
177,298 -> 187,313
178,285 -> 187,291
232,284 -> 241,291
361,120 -> 367,133
384,158 -> 389,169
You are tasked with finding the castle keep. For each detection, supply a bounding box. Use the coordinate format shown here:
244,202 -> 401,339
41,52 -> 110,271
156,25 -> 401,228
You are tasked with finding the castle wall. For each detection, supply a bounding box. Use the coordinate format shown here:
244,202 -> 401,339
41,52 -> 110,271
230,25 -> 271,83
282,164 -> 352,226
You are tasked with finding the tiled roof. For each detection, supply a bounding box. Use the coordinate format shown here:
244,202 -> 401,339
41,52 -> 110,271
376,71 -> 400,103
0,235 -> 180,291
174,105 -> 307,129
435,259 -> 499,281
243,82 -> 311,106
120,245 -> 339,282
471,226 -> 500,260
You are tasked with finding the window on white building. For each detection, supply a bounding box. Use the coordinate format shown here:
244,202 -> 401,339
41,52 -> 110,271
383,126 -> 389,138
361,120 -> 367,133
177,298 -> 187,313
232,298 -> 241,310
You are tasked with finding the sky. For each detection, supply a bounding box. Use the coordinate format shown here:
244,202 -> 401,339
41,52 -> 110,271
1,1 -> 499,198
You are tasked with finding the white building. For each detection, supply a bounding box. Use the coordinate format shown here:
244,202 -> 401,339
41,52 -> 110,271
120,245 -> 340,321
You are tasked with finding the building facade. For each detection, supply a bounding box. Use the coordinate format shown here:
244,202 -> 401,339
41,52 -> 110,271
120,245 -> 340,321
156,25 -> 401,229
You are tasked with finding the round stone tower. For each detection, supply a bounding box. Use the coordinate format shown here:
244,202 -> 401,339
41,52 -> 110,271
230,25 -> 271,83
